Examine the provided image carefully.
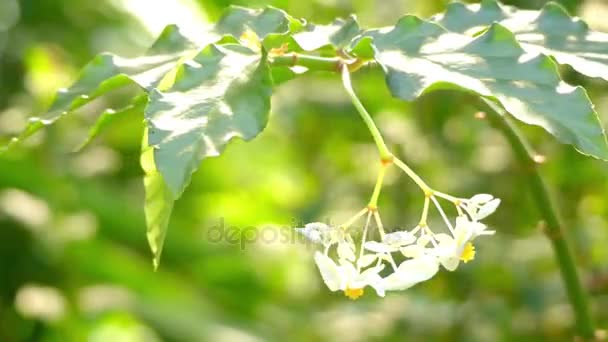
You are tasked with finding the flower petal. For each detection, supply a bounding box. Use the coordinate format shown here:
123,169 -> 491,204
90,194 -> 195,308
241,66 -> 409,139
364,241 -> 396,253
400,245 -> 424,258
476,198 -> 501,220
383,231 -> 416,246
314,251 -> 342,291
439,256 -> 460,271
383,255 -> 439,291
337,242 -> 356,262
295,228 -> 322,244
357,254 -> 378,268
469,194 -> 494,205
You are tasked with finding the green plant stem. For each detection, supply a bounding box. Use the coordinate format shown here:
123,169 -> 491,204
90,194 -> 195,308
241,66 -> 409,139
270,54 -> 342,72
340,65 -> 392,160
393,157 -> 432,194
478,98 -> 595,340
368,164 -> 387,208
272,53 -> 392,158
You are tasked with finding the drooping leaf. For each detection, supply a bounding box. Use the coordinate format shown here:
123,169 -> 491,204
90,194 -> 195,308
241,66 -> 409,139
143,44 -> 272,264
141,129 -> 175,270
292,15 -> 361,51
352,17 -> 608,159
4,25 -> 197,151
433,0 -> 608,81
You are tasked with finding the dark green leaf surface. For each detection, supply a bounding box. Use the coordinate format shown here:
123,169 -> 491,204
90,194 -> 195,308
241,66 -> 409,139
353,17 -> 608,159
4,25 -> 196,152
143,44 -> 272,265
434,1 -> 608,81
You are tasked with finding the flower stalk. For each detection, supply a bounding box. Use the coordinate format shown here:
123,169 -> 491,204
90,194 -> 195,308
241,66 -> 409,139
341,65 -> 393,161
477,97 -> 595,340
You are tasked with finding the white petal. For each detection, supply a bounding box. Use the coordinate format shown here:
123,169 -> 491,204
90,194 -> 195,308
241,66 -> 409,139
297,222 -> 334,245
383,256 -> 439,291
397,255 -> 439,280
468,221 -> 489,239
439,256 -> 460,271
417,234 -> 432,247
305,222 -> 330,230
469,193 -> 494,205
359,264 -> 385,279
364,241 -> 396,253
433,233 -> 454,246
476,198 -> 501,220
383,231 -> 416,246
339,262 -> 359,289
357,254 -> 378,268
400,245 -> 424,258
295,228 -> 322,244
455,216 -> 470,229
366,273 -> 386,297
313,252 -> 342,291
337,242 -> 356,262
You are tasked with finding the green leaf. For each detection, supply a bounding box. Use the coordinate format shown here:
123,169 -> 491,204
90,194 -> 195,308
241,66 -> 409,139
434,1 -> 608,81
4,25 -> 196,151
76,95 -> 148,151
143,44 -> 272,265
141,129 -> 175,270
216,6 -> 303,42
353,17 -> 608,159
292,15 -> 361,51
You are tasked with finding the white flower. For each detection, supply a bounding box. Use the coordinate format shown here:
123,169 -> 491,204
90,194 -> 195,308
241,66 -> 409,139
463,194 -> 501,221
337,240 -> 356,262
383,230 -> 416,246
399,234 -> 434,258
455,216 -> 494,239
364,241 -> 396,253
357,253 -> 379,268
432,233 -> 466,271
382,255 -> 439,291
363,230 -> 416,253
431,216 -> 493,271
314,251 -> 385,299
296,222 -> 346,247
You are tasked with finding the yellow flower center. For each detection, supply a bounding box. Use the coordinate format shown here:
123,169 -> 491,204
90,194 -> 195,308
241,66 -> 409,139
344,287 -> 364,300
460,242 -> 476,263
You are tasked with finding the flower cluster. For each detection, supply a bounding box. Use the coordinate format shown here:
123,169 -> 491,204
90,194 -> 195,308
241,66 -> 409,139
296,193 -> 500,299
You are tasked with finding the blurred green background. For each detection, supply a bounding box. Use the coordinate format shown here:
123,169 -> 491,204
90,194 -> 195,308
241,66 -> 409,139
1,0 -> 607,341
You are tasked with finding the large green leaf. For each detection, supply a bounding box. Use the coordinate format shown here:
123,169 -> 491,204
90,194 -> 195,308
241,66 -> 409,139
3,25 -> 196,152
434,1 -> 608,81
143,44 -> 272,265
215,6 -> 303,44
292,15 -> 361,51
351,17 -> 608,159
141,129 -> 175,270
76,95 -> 148,151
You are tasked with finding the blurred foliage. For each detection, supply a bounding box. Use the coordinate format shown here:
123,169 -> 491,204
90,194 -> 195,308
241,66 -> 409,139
0,0 -> 607,341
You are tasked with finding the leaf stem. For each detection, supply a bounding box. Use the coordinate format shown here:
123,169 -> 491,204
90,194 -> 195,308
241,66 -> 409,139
270,53 -> 369,73
478,97 -> 595,340
270,53 -> 342,72
341,65 -> 392,160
